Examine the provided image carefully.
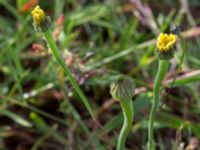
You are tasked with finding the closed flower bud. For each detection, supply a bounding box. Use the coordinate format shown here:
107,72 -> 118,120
110,76 -> 135,101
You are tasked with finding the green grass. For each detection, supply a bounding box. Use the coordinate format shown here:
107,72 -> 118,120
0,0 -> 200,149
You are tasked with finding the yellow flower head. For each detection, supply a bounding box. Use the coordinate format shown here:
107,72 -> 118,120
31,5 -> 46,26
157,33 -> 177,52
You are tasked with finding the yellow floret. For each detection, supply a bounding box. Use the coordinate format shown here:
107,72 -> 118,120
31,5 -> 45,26
157,33 -> 177,52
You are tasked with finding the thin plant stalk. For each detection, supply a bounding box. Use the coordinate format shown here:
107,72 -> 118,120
148,60 -> 169,150
43,30 -> 95,120
117,99 -> 133,150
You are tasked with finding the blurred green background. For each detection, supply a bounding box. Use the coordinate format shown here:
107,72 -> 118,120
0,0 -> 200,149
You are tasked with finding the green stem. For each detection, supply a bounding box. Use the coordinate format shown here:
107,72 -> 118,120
148,60 -> 169,150
43,30 -> 95,120
117,99 -> 133,150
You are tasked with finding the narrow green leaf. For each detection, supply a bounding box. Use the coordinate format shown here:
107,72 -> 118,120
0,109 -> 32,128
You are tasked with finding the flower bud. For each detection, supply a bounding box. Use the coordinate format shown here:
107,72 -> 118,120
110,76 -> 135,101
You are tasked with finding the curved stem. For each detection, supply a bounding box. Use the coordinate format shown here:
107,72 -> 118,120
117,99 -> 133,150
43,30 -> 95,120
148,60 -> 169,150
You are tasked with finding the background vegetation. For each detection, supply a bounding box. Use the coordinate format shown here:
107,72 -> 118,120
0,0 -> 200,149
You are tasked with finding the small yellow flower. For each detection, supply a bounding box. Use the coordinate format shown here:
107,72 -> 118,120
31,5 -> 51,32
157,33 -> 177,52
31,5 -> 46,26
